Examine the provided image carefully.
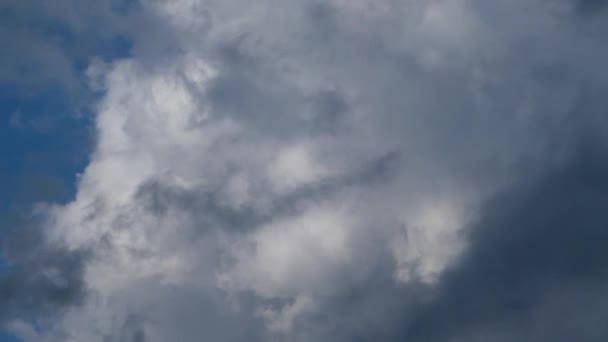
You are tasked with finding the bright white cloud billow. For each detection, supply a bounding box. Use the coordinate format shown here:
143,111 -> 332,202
7,0 -> 608,341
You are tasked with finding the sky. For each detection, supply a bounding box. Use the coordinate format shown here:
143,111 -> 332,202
1,0 -> 608,341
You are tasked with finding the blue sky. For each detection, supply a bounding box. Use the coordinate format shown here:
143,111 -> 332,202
0,90 -> 88,209
0,333 -> 18,342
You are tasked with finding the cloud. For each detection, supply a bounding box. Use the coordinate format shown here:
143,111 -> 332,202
0,0 -> 134,119
404,141 -> 608,341
4,0 -> 608,341
576,0 -> 608,14
0,210 -> 89,328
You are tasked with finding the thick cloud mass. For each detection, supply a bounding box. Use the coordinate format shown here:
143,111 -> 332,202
4,0 -> 608,341
405,143 -> 608,341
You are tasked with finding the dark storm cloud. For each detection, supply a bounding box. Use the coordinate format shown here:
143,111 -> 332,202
576,0 -> 608,14
276,137 -> 608,342
402,141 -> 608,341
0,211 -> 89,326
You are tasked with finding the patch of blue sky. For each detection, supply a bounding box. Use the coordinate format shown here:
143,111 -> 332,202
0,87 -> 92,210
0,332 -> 19,342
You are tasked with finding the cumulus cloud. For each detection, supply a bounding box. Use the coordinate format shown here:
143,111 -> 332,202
4,0 -> 608,341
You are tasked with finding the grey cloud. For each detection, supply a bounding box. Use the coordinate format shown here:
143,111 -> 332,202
576,0 -> 608,14
133,151 -> 399,234
92,281 -> 268,342
134,179 -> 261,232
283,255 -> 426,342
9,0 -> 608,341
0,211 -> 89,327
402,141 -> 608,341
0,0 -> 133,112
104,314 -> 147,342
268,136 -> 608,342
102,0 -> 608,338
306,89 -> 349,133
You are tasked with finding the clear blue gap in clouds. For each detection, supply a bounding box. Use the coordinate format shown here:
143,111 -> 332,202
0,88 -> 90,210
0,332 -> 18,342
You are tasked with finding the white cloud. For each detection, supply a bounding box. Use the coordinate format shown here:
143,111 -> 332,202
268,142 -> 328,192
219,200 -> 354,298
392,197 -> 470,284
